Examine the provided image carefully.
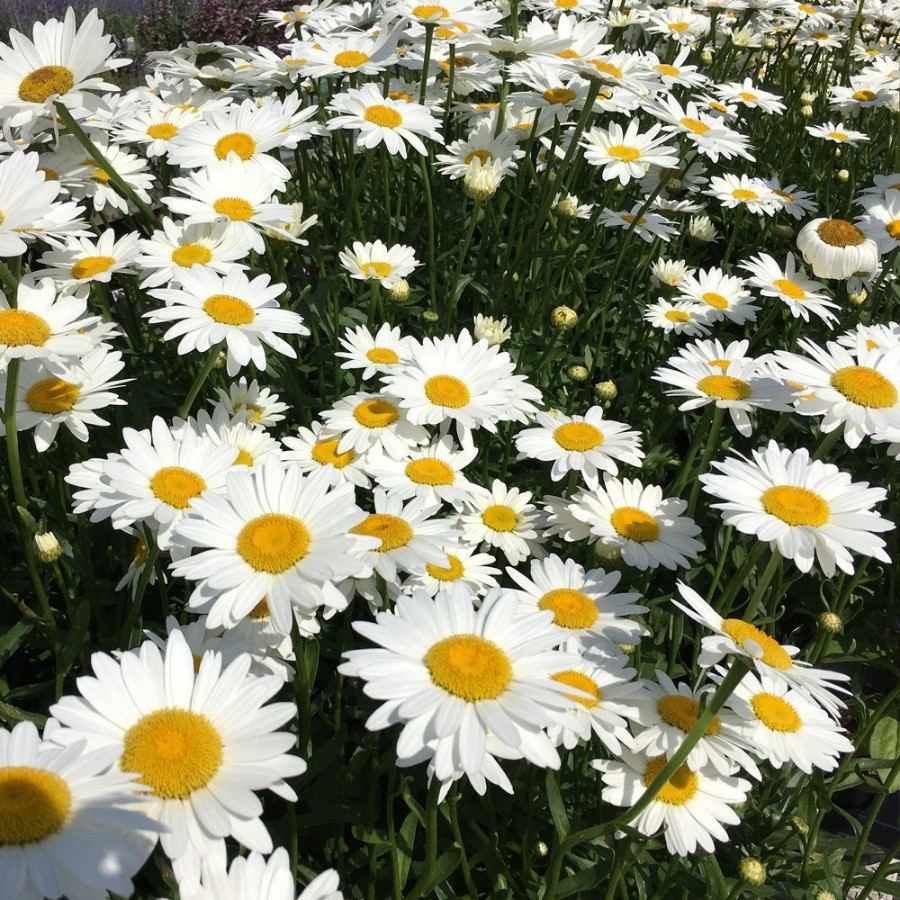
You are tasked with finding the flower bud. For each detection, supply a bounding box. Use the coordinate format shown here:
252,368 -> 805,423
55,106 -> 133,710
688,215 -> 718,243
423,310 -> 440,322
551,305 -> 578,329
35,531 -> 63,564
593,541 -> 622,563
464,159 -> 503,199
815,892 -> 837,900
701,49 -> 713,65
567,365 -> 589,381
617,642 -> 637,655
818,611 -> 843,633
473,314 -> 510,347
790,816 -> 809,835
554,196 -> 579,218
738,858 -> 767,886
834,147 -> 842,158
213,350 -> 227,369
836,168 -> 850,182
800,104 -> 814,117
849,288 -> 868,306
535,841 -> 549,857
594,380 -> 617,401
389,278 -> 410,302
774,224 -> 794,239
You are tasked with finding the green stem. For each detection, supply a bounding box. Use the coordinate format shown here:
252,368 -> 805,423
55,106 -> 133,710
54,101 -> 159,230
742,549 -> 781,621
686,406 -> 725,518
178,342 -> 223,419
419,25 -> 435,106
418,155 -> 437,312
405,777 -> 441,900
0,260 -> 19,295
811,427 -> 843,461
119,527 -> 161,647
291,620 -> 313,756
543,659 -> 750,898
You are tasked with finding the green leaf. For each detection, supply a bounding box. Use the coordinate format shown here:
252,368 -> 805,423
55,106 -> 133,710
870,715 -> 900,760
397,812 -> 418,889
556,864 -> 606,897
0,619 -> 33,666
545,770 -> 570,840
15,505 -> 37,534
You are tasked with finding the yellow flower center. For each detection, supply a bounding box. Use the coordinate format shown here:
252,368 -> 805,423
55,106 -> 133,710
680,117 -> 710,135
234,402 -> 262,421
720,618 -> 793,669
250,596 -> 270,619
425,635 -> 512,701
610,506 -> 659,542
334,50 -> 371,67
707,101 -> 729,113
90,168 -> 110,184
172,243 -> 213,267
364,105 -> 403,128
556,0 -> 578,7
885,220 -> 900,241
353,397 -> 399,428
438,56 -> 474,71
553,421 -> 605,452
464,149 -> 494,165
147,123 -> 178,140
732,188 -> 759,201
361,261 -> 393,279
657,695 -> 721,735
774,278 -> 805,300
811,31 -> 829,40
481,504 -> 518,532
406,458 -> 455,485
413,3 -> 449,17
121,708 -> 223,799
668,21 -> 690,31
424,374 -> 470,408
738,91 -> 757,101
237,512 -> 310,573
71,255 -> 116,280
700,291 -> 729,309
697,374 -> 752,401
213,197 -> 254,221
816,219 -> 866,247
709,358 -> 731,370
831,365 -> 898,408
233,448 -> 253,466
852,89 -> 877,101
311,438 -> 355,468
655,64 -> 680,76
538,588 -> 598,630
664,310 -> 691,323
18,66 -> 74,103
133,534 -> 148,568
25,377 -> 80,414
751,692 -> 802,732
0,767 -> 72,845
214,131 -> 257,161
607,144 -> 641,162
552,670 -> 601,708
39,167 -> 58,181
150,466 -> 206,509
798,2 -> 816,11
557,49 -> 581,60
588,60 -> 622,79
761,484 -> 829,526
0,309 -> 52,347
203,293 -> 255,325
642,756 -> 698,805
367,348 -> 399,366
543,87 -> 577,105
351,513 -> 413,551
426,553 -> 465,581
773,189 -> 795,202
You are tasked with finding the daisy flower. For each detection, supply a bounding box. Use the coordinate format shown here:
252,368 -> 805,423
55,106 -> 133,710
34,228 -> 139,297
458,479 -> 546,565
164,157 -> 295,252
145,268 -> 308,377
739,252 -> 838,325
646,5 -> 710,42
0,720 -> 158,900
339,241 -> 420,289
691,590 -> 843,721
349,489 -> 458,583
565,476 -> 704,571
187,408 -> 281,470
652,95 -> 754,163
0,278 -> 95,369
114,102 -> 200,158
171,457 -> 373,632
720,670 -> 854,774
508,554 -> 647,656
189,849 -> 343,900
515,406 -> 644,490
327,84 -> 443,159
600,206 -> 679,243
281,421 -> 371,489
63,141 -> 154,216
642,47 -> 707,89
652,356 -> 795,437
701,440 -> 893,578
773,338 -> 900,448
4,345 -> 129,451
706,174 -> 780,215
0,8 -> 128,127
628,671 -> 761,778
402,542 -> 501,598
320,391 -> 429,459
302,29 -> 399,78
805,120 -> 869,146
136,218 -> 256,289
210,377 -> 290,428
763,179 -> 818,220
675,266 -> 758,325
593,751 -> 751,856
856,188 -> 900,252
436,123 -> 522,180
580,120 -> 679,185
336,322 -> 413,381
48,630 -> 307,885
644,299 -> 711,336
796,218 -> 880,281
339,586 -> 581,796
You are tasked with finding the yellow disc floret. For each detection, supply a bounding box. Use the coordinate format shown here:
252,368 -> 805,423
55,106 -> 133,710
237,512 -> 310,573
424,375 -> 471,408
831,365 -> 898,408
150,466 -> 206,509
657,695 -> 721,735
751,693 -> 802,732
203,294 -> 255,325
25,377 -> 80,414
0,766 -> 72,844
0,309 -> 52,347
610,507 -> 659,542
761,485 -> 829,527
352,513 -> 413,551
553,422 -> 605,452
643,756 -> 698,805
19,66 -> 74,103
538,588 -> 598,630
720,619 -> 793,670
425,634 -> 512,701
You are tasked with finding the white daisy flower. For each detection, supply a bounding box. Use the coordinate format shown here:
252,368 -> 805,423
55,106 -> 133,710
63,141 -> 154,216
805,120 -> 869,146
715,78 -> 785,114
796,218 -> 880,281
855,188 -> 900,252
281,420 -> 371,488
210,377 -> 290,428
514,406 -> 644,490
302,29 -> 399,78
580,120 -> 679,186
436,122 -> 523,180
643,299 -> 711,336
706,173 -> 781,215
458,479 -> 546,565
48,630 -> 306,886
0,720 -> 158,900
720,670 -> 854,774
339,240 -> 420,289
187,408 -> 282,469
652,95 -> 754,163
675,266 -> 758,324
600,206 -> 680,243
34,228 -> 140,297
171,457 -> 373,632
114,102 -> 200,158
565,476 -> 704,571
593,750 -> 751,856
339,585 -> 582,796
145,268 -> 308,377
401,542 -> 501,598
507,554 -> 647,656
336,322 -> 413,381
739,252 -> 838,325
763,179 -> 818,220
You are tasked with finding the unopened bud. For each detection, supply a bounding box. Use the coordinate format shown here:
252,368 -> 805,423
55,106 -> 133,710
35,531 -> 63,564
701,49 -> 713,65
836,168 -> 850,182
818,611 -> 843,633
800,104 -> 814,117
463,159 -> 502,200
790,816 -> 809,835
849,288 -> 868,306
389,278 -> 410,302
594,380 -> 617,401
773,224 -> 795,239
551,305 -> 578,329
593,541 -> 622,563
738,858 -> 767,886
665,176 -> 683,193
617,642 -> 637,655
567,364 -> 589,381
834,147 -> 842,158
554,196 -> 579,218
213,350 -> 227,369
422,310 -> 440,322
815,892 -> 837,900
535,840 -> 549,857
